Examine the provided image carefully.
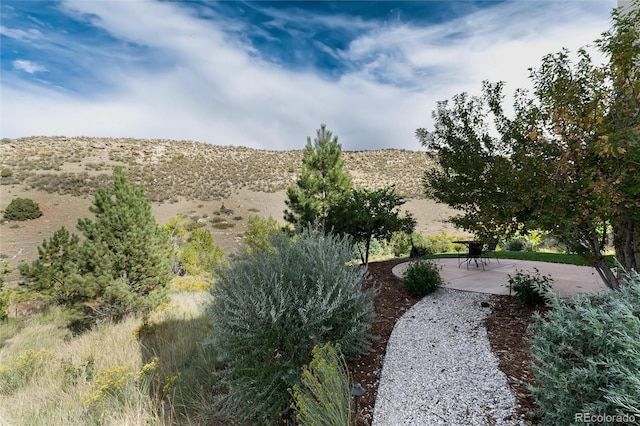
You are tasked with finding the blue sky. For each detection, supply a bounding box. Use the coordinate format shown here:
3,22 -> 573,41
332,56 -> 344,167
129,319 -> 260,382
1,0 -> 616,150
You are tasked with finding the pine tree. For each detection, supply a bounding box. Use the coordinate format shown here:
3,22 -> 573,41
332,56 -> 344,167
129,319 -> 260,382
18,227 -> 87,306
284,124 -> 352,228
76,167 -> 173,318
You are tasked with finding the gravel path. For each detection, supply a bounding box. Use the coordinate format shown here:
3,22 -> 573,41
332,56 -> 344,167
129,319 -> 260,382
372,288 -> 526,426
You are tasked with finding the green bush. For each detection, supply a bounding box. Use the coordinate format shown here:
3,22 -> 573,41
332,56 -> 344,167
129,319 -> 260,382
424,231 -> 459,254
505,238 -> 526,251
291,342 -> 352,426
354,237 -> 392,261
403,259 -> 444,297
179,228 -> 225,276
507,268 -> 552,306
528,269 -> 640,424
3,197 -> 42,221
242,215 -> 284,256
1,168 -> 13,178
390,231 -> 412,257
207,227 -> 376,424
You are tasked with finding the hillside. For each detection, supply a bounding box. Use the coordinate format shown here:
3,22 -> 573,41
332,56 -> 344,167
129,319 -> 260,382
0,136 -> 462,275
0,136 -> 432,199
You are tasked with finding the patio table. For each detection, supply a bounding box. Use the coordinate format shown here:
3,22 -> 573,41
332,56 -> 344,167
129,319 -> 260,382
453,240 -> 486,270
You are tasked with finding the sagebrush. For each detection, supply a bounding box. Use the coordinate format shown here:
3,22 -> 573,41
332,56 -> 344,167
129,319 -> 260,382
207,227 -> 376,424
528,269 -> 640,424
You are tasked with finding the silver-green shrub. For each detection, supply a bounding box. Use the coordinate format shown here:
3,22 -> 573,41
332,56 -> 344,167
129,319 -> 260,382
207,227 -> 376,424
528,270 -> 640,424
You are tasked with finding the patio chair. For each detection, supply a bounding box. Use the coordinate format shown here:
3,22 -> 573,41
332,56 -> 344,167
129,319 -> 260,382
465,242 -> 485,270
483,240 -> 500,264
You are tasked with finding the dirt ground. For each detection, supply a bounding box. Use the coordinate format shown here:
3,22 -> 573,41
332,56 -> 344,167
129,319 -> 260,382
0,185 -> 460,282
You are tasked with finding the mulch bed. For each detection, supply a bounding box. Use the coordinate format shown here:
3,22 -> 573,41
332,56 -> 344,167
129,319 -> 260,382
348,257 -> 542,425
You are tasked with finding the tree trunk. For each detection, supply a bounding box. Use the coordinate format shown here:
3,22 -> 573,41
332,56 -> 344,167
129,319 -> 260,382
593,255 -> 620,291
586,219 -> 620,290
613,208 -> 638,272
364,237 -> 371,266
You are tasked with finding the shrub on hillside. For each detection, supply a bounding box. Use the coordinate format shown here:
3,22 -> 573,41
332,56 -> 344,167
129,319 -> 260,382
207,227 -> 376,424
242,215 -> 284,256
0,260 -> 9,321
3,197 -> 42,221
179,228 -> 225,276
1,168 -> 13,178
403,259 -> 444,297
528,269 -> 640,424
507,268 -> 552,306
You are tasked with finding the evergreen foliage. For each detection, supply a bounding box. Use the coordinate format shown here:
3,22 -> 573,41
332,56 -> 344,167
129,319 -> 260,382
3,197 -> 42,221
75,167 -> 172,319
291,342 -> 352,426
18,227 -> 85,306
285,124 -> 352,228
207,226 -> 376,424
19,168 -> 172,320
528,269 -> 640,424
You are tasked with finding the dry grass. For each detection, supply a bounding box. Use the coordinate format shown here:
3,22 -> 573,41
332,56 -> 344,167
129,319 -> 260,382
0,290 -> 218,425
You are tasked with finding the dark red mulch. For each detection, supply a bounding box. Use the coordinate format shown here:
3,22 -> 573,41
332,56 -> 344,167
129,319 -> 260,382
349,257 -> 542,425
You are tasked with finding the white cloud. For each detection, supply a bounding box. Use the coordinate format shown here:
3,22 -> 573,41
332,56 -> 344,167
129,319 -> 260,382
12,60 -> 48,74
0,25 -> 43,41
0,1 -> 617,151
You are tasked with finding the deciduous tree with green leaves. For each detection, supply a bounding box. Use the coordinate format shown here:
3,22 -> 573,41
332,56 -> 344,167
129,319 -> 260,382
330,185 -> 415,265
418,4 -> 639,289
284,124 -> 352,228
242,215 -> 285,256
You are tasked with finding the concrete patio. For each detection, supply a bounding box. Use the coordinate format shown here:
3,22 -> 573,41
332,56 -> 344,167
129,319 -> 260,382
391,257 -> 609,297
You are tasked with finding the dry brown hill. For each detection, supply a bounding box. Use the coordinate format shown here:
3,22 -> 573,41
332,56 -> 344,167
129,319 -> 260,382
0,136 -> 461,276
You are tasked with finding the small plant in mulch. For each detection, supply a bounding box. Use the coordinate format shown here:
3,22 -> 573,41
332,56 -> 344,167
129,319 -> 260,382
402,259 -> 444,297
507,268 -> 552,306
